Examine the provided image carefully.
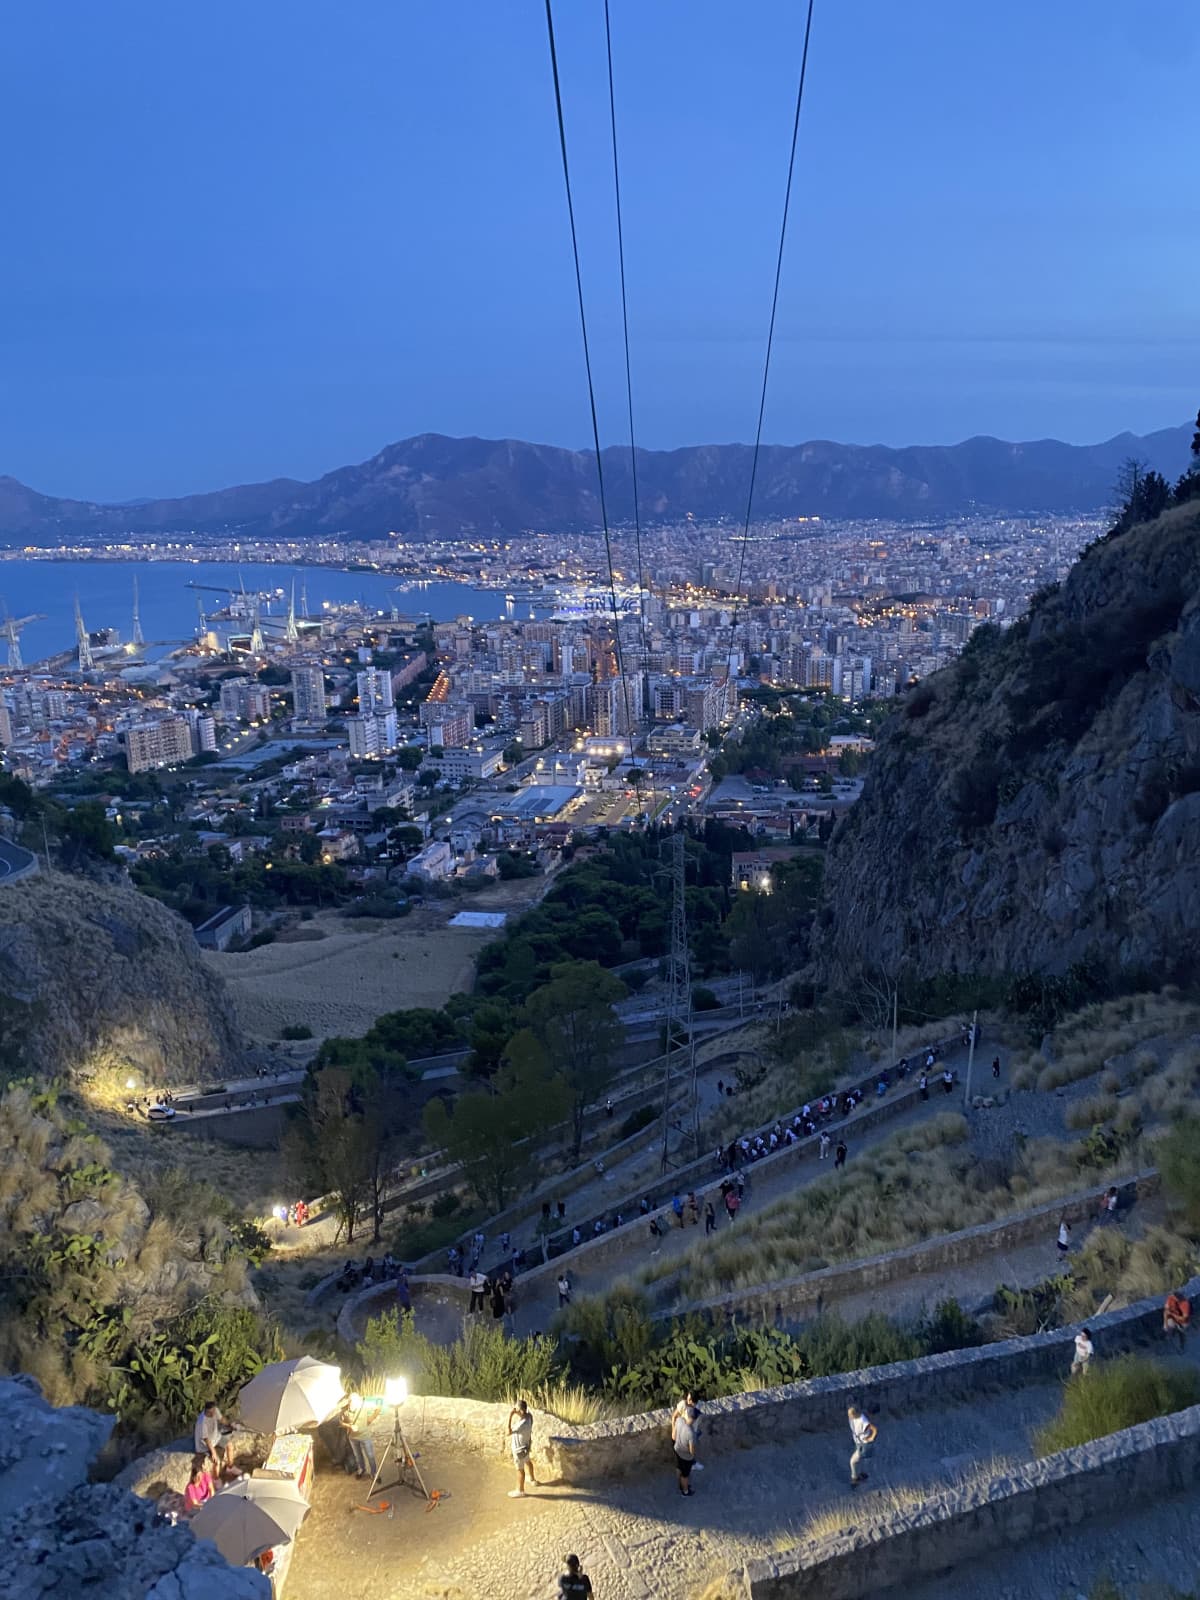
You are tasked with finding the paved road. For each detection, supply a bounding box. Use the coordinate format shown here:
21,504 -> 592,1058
0,837 -> 38,882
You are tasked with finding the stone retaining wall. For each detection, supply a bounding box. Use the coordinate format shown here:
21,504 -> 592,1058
740,1399 -> 1200,1600
670,1170 -> 1160,1327
542,1274 -> 1200,1485
334,1047 -> 966,1337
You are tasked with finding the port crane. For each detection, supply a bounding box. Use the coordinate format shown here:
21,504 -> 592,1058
1,607 -> 48,671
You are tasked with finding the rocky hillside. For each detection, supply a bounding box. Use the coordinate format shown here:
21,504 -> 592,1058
818,501 -> 1200,985
0,873 -> 243,1085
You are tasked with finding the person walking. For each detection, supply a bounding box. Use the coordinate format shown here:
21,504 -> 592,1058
468,1268 -> 487,1314
1071,1328 -> 1094,1377
704,1200 -> 717,1235
991,1055 -> 1001,1080
672,1193 -> 685,1228
557,1272 -> 572,1308
724,1186 -> 740,1222
672,1403 -> 700,1496
558,1554 -> 593,1599
941,1068 -> 954,1094
506,1399 -> 538,1497
1098,1186 -> 1119,1225
848,1405 -> 877,1485
819,1131 -> 831,1160
1164,1289 -> 1191,1350
1057,1216 -> 1071,1258
834,1139 -> 848,1170
919,1073 -> 928,1101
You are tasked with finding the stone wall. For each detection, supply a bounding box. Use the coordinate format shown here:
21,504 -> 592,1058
671,1170 -> 1160,1327
541,1274 -> 1200,1486
740,1401 -> 1200,1600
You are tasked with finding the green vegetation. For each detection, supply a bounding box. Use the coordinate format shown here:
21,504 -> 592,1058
0,1081 -> 278,1450
355,1297 -> 980,1418
424,1032 -> 569,1210
1158,1115 -> 1200,1232
706,693 -> 884,785
524,961 -> 626,1156
359,1307 -> 559,1402
1034,1356 -> 1200,1456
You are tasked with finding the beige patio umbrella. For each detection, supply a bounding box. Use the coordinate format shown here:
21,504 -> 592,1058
190,1475 -> 310,1567
236,1355 -> 344,1435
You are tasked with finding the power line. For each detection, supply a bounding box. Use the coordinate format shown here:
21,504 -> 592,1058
603,0 -> 649,683
726,0 -> 817,686
544,0 -> 636,752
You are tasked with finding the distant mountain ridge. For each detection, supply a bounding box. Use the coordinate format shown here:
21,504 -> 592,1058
1,423 -> 1191,543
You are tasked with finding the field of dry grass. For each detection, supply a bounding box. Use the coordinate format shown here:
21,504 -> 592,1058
203,906 -> 491,1043
1009,991 -> 1200,1092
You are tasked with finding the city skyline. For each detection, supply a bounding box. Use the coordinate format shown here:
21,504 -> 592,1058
1,1 -> 1196,500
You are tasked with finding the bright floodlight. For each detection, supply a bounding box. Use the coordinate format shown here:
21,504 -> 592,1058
125,1077 -> 137,1090
385,1376 -> 408,1406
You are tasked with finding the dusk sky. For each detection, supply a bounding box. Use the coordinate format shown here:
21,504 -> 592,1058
1,0 -> 1196,501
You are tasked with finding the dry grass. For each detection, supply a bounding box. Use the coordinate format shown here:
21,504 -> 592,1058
640,1110 -> 1148,1306
86,1102 -> 288,1216
1066,1093 -> 1119,1130
1036,992 -> 1200,1094
1132,1043 -> 1200,1123
1059,1224 -> 1196,1320
775,1455 -> 1020,1550
204,903 -> 495,1043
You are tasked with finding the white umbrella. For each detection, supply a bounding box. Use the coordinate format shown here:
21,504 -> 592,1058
236,1355 -> 344,1435
191,1475 -> 310,1567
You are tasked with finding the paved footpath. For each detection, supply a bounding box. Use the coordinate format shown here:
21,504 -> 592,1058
289,1342 -> 1200,1600
492,1040 -> 998,1341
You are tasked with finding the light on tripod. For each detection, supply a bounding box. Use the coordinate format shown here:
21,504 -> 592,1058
384,1376 -> 408,1407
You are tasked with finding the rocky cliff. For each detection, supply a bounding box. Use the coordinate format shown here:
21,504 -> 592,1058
818,501 -> 1200,985
0,873 -> 243,1085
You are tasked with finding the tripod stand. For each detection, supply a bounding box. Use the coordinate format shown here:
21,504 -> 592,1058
366,1407 -> 429,1503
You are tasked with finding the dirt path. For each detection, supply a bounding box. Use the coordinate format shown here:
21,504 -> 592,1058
283,1344 -> 1200,1600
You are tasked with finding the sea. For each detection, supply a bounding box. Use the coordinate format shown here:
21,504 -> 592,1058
0,559 -> 556,666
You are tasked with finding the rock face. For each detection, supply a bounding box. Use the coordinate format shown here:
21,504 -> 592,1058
817,502 -> 1200,984
0,873 -> 243,1084
0,1376 -> 268,1600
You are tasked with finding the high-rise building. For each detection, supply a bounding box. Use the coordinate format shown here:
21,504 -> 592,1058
357,666 -> 394,716
291,665 -> 327,723
126,716 -> 195,773
347,709 -> 398,760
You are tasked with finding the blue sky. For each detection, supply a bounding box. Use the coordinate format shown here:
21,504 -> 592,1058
1,0 -> 1196,499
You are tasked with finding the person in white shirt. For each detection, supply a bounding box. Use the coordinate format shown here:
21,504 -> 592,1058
1071,1328 -> 1094,1377
1057,1218 -> 1071,1258
468,1269 -> 488,1314
557,1273 -> 572,1307
848,1405 -> 877,1485
193,1402 -> 231,1473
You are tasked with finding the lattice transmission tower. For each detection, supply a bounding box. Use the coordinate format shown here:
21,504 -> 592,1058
658,829 -> 697,1170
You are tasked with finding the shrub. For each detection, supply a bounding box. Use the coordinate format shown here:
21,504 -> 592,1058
691,986 -> 721,1013
618,1104 -> 657,1140
1157,1115 -> 1200,1231
280,1024 -> 313,1041
358,1308 -> 559,1402
1065,1093 -> 1118,1130
245,929 -> 276,950
1034,1356 -> 1200,1455
429,1191 -> 461,1220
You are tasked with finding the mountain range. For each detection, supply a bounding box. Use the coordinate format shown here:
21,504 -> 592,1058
1,423 -> 1192,543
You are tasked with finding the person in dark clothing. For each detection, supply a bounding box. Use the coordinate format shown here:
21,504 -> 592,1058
704,1200 -> 717,1235
834,1140 -> 848,1170
992,1056 -> 1001,1079
559,1554 -> 593,1599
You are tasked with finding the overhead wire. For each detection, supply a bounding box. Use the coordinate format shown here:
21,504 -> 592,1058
544,0 -> 636,759
603,0 -> 649,688
725,0 -> 817,688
